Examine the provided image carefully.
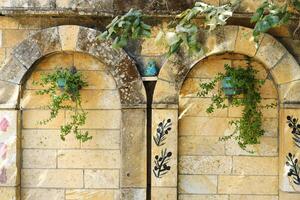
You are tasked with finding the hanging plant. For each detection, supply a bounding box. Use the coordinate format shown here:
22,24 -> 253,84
198,61 -> 276,152
155,0 -> 241,56
34,67 -> 92,142
98,8 -> 152,49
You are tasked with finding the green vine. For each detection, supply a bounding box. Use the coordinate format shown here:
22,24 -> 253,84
98,8 -> 152,49
34,67 -> 92,142
156,0 -> 241,56
198,61 -> 276,152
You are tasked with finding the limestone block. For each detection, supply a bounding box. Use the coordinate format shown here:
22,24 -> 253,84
66,110 -> 121,129
121,109 -> 146,188
35,52 -> 73,70
153,79 -> 178,104
80,90 -> 121,109
83,71 -> 117,90
179,117 -> 234,136
262,118 -> 278,137
178,195 -> 228,200
178,175 -> 218,194
279,191 -> 300,200
21,169 -> 83,188
279,80 -> 300,103
179,136 -> 225,156
235,27 -> 262,57
0,187 -> 19,200
22,129 -> 80,149
259,79 -> 278,99
74,53 -> 106,71
56,0 -> 113,11
121,188 -> 146,200
66,189 -> 119,200
21,189 -> 64,200
225,137 -> 278,156
230,195 -> 278,200
0,17 -> 19,29
232,156 -> 278,175
0,57 -> 26,84
218,175 -> 278,194
84,170 -> 119,189
180,78 -> 218,98
2,30 -> 29,48
57,150 -> 120,169
255,34 -> 287,69
271,53 -> 300,85
151,187 -> 177,200
59,26 -> 79,51
179,156 -> 232,175
152,109 -> 178,187
22,149 -> 56,169
0,81 -> 19,109
22,110 -> 65,129
81,130 -> 120,149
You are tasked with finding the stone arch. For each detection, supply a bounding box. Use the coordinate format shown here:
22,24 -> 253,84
151,25 -> 300,198
0,25 -> 147,199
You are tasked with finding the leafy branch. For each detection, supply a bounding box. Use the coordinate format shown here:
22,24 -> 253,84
153,119 -> 172,146
286,153 -> 300,185
98,8 -> 151,49
286,116 -> 300,148
34,67 -> 92,142
155,0 -> 241,56
153,148 -> 172,178
198,61 -> 276,152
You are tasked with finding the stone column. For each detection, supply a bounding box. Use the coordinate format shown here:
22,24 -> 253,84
0,110 -> 20,200
151,108 -> 178,200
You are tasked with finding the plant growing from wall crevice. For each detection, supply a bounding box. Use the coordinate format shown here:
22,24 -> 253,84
98,8 -> 152,49
198,61 -> 276,152
34,67 -> 92,142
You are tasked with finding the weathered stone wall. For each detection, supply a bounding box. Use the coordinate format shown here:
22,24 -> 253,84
178,53 -> 280,200
20,52 -> 122,200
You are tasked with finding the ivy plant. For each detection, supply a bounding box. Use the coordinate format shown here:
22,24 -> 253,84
98,8 -> 151,49
155,0 -> 241,56
34,67 -> 92,142
198,61 -> 276,152
251,0 -> 291,44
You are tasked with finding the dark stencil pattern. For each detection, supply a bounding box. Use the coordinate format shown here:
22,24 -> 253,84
286,116 -> 300,148
286,153 -> 300,186
153,148 -> 172,178
153,119 -> 172,146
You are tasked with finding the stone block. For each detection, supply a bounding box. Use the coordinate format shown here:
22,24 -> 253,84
121,188 -> 146,200
0,17 -> 19,29
83,71 -> 117,90
0,187 -> 19,200
80,90 -> 121,109
179,136 -> 225,156
59,26 -> 79,51
74,52 -> 106,71
57,150 -> 120,169
230,195 -> 278,200
235,27 -> 262,57
21,189 -> 65,200
22,129 -> 80,149
179,117 -> 233,136
255,34 -> 287,69
22,110 -> 65,129
121,109 -> 146,188
179,156 -> 232,175
271,53 -> 300,85
0,57 -> 27,84
178,175 -> 218,194
279,80 -> 300,103
81,130 -> 120,149
180,78 -> 218,98
279,191 -> 300,200
151,187 -> 177,200
2,30 -> 29,48
153,79 -> 178,104
21,169 -> 83,188
22,149 -> 56,169
35,52 -> 73,70
232,156 -> 278,175
218,175 -> 278,195
66,189 -> 119,200
84,170 -> 119,189
178,194 -> 228,200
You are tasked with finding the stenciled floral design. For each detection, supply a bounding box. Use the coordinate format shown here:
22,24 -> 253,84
153,148 -> 172,178
286,153 -> 300,186
153,119 -> 172,146
286,116 -> 300,148
0,168 -> 7,184
0,117 -> 9,132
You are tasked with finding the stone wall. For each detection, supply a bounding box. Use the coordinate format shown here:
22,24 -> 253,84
20,52 -> 122,200
178,53 -> 279,200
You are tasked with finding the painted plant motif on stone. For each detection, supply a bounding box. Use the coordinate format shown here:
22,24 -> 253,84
153,148 -> 172,178
0,117 -> 9,132
153,119 -> 172,146
286,153 -> 300,186
0,143 -> 8,184
287,116 -> 300,148
0,168 -> 7,184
